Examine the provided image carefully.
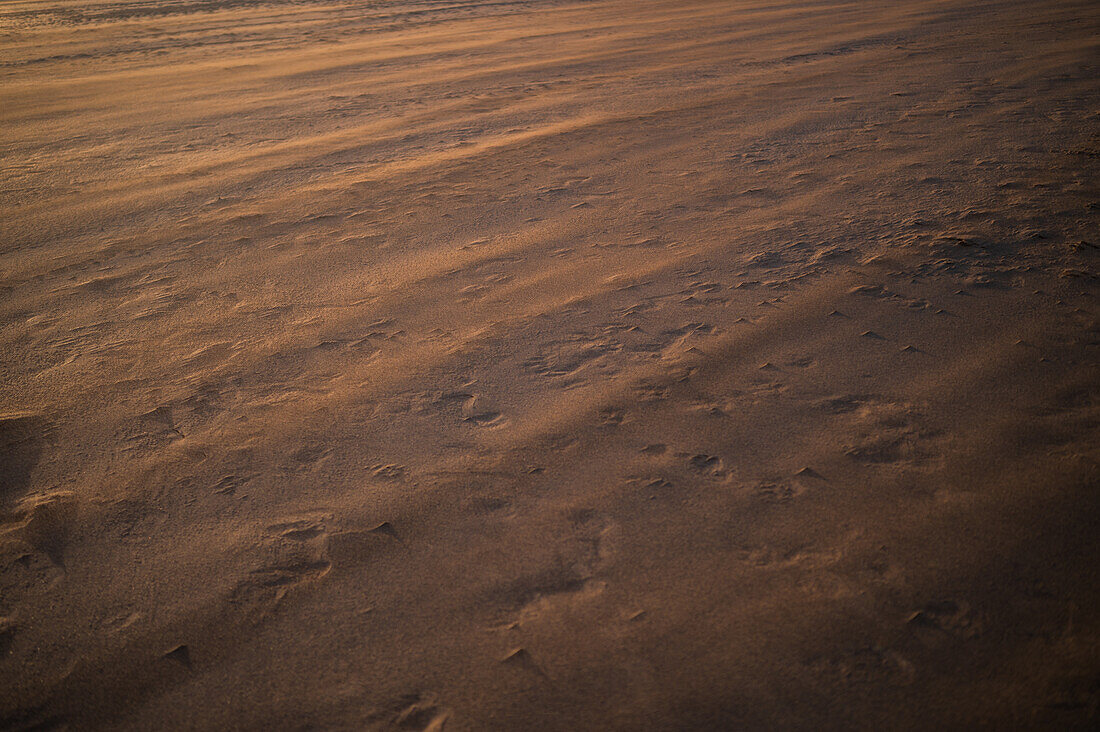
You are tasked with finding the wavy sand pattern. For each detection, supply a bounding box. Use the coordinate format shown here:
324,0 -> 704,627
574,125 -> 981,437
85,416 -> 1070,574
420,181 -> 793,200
2,0 -> 1099,728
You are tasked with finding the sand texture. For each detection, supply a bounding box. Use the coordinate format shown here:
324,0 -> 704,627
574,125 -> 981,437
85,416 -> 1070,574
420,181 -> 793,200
2,0 -> 1099,728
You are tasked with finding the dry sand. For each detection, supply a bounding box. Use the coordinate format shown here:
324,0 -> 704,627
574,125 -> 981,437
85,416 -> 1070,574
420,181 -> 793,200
2,0 -> 1099,728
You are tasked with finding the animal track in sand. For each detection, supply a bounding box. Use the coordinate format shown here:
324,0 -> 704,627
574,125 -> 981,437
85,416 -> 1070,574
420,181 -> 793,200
844,401 -> 937,466
290,443 -> 330,466
679,452 -> 727,479
500,647 -> 549,678
101,610 -> 142,636
464,410 -> 504,427
125,405 -> 184,448
371,464 -> 406,480
104,498 -> 168,542
817,395 -> 939,467
458,283 -> 491,302
163,644 -> 191,668
433,391 -> 506,427
0,615 -> 15,656
598,407 -> 626,426
0,547 -> 61,619
816,395 -> 872,414
368,692 -> 451,731
0,413 -> 49,506
522,339 -> 617,378
493,513 -> 615,624
3,0 -> 1097,725
731,542 -> 835,570
906,599 -> 982,638
750,481 -> 803,504
632,379 -> 670,402
622,469 -> 681,496
847,282 -> 938,311
499,565 -> 595,614
468,496 -> 511,516
321,523 -> 404,576
809,645 -> 916,687
1,491 -> 77,566
746,251 -> 786,270
664,322 -> 716,338
212,473 -> 253,495
230,520 -> 333,615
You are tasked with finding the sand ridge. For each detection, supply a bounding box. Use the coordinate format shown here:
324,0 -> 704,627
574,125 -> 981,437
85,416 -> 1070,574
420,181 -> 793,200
1,0 -> 1099,728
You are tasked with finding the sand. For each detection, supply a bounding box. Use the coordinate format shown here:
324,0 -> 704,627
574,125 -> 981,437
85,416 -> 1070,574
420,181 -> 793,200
1,0 -> 1098,728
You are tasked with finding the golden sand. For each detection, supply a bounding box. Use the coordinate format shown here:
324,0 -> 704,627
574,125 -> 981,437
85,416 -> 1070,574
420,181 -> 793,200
2,0 -> 1098,728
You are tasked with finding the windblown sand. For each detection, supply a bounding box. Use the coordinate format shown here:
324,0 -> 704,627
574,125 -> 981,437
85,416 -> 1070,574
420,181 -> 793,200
2,0 -> 1099,728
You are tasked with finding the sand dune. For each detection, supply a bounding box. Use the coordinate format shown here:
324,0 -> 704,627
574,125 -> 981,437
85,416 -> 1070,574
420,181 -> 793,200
2,0 -> 1098,728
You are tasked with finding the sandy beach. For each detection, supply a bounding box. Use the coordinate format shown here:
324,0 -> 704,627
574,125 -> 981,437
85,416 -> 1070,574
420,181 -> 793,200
2,0 -> 1099,728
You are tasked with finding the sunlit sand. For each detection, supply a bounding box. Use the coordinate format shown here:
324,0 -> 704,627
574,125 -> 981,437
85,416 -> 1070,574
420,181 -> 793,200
2,0 -> 1098,728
